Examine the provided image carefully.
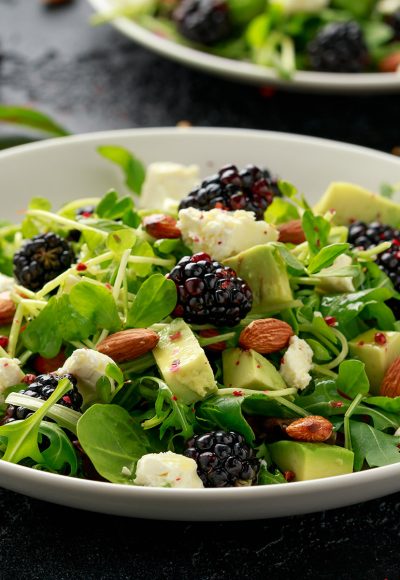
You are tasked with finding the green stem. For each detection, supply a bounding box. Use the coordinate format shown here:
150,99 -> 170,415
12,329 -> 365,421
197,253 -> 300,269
344,393 -> 364,451
7,303 -> 24,358
319,327 -> 349,371
197,331 -> 236,347
27,209 -> 108,238
217,387 -> 297,398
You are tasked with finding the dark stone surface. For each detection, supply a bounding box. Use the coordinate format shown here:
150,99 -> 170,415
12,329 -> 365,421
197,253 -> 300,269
1,2 -> 400,578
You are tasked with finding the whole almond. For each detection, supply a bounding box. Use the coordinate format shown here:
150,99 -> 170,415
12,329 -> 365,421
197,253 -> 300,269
0,291 -> 16,326
97,329 -> 159,363
380,357 -> 400,398
277,220 -> 306,245
143,214 -> 181,239
379,52 -> 400,73
286,416 -> 333,442
239,318 -> 293,354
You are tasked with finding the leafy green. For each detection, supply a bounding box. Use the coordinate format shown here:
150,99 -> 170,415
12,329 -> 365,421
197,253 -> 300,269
257,461 -> 287,485
264,197 -> 299,225
366,396 -> 400,414
77,404 -> 150,483
272,243 -> 305,275
96,189 -> 141,228
97,146 -> 146,195
107,229 -> 136,255
22,281 -> 121,357
301,210 -> 331,256
337,360 -> 370,399
196,395 -> 255,442
0,105 -> 69,136
37,422 -> 78,475
127,273 -> 177,328
350,421 -> 400,471
308,243 -> 349,274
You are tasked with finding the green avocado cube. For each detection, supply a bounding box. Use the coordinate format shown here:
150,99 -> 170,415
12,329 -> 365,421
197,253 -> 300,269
268,441 -> 354,481
349,329 -> 400,394
222,347 -> 287,391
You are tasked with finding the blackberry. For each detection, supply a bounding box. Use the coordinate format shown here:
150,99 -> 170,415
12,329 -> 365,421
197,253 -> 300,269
13,232 -> 75,291
307,21 -> 369,73
2,373 -> 83,425
173,0 -> 231,45
168,252 -> 252,326
179,164 -> 277,221
386,10 -> 400,40
348,220 -> 400,292
184,430 -> 259,487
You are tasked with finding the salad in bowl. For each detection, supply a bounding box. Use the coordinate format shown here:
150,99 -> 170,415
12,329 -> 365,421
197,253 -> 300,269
1,146 -> 400,491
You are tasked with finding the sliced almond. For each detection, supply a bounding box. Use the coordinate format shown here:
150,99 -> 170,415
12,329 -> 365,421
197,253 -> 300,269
97,329 -> 159,363
286,416 -> 333,442
0,291 -> 16,326
239,318 -> 293,354
143,214 -> 181,239
380,357 -> 400,398
277,220 -> 306,245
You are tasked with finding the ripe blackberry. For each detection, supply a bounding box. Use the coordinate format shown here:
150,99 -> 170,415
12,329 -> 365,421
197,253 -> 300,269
179,164 -> 277,221
13,233 -> 75,291
348,220 -> 400,291
307,21 -> 369,73
184,430 -> 259,487
168,252 -> 252,326
2,373 -> 83,424
386,10 -> 400,40
173,0 -> 231,45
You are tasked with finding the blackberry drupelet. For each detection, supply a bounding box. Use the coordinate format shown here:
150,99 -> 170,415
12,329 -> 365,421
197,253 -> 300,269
184,430 -> 259,487
13,232 -> 75,291
386,10 -> 400,40
168,252 -> 252,326
2,373 -> 83,424
307,21 -> 369,73
179,164 -> 277,220
173,0 -> 231,45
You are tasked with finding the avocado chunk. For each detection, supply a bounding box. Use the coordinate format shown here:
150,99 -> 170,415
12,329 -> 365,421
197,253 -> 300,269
222,347 -> 287,391
349,329 -> 400,394
152,319 -> 217,405
268,441 -> 354,481
224,244 -> 294,315
314,182 -> 400,227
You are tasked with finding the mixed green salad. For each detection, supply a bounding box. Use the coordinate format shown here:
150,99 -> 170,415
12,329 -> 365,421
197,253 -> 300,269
94,0 -> 400,78
1,146 -> 400,489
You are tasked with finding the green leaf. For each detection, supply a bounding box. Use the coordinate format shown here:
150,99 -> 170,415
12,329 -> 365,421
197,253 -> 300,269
154,238 -> 181,255
96,190 -> 140,228
38,421 -> 78,475
257,461 -> 287,485
337,360 -> 370,399
366,396 -> 400,414
77,404 -> 150,483
98,146 -> 146,195
272,243 -> 305,275
106,229 -> 136,255
28,197 -> 52,212
127,274 -> 177,328
350,421 -> 400,471
308,243 -> 349,274
264,197 -> 299,225
302,210 -> 331,256
196,395 -> 255,443
0,105 -> 70,136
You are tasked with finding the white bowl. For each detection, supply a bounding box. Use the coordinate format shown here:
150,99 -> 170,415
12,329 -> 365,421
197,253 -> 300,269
87,0 -> 400,94
1,127 -> 400,520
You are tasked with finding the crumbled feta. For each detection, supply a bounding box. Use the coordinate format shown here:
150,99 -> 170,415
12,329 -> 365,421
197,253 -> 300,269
272,0 -> 329,13
280,336 -> 313,391
178,207 -> 279,261
0,274 -> 15,294
134,451 -> 204,489
0,358 -> 24,402
318,254 -> 355,294
140,163 -> 200,210
377,0 -> 400,14
59,348 -> 114,404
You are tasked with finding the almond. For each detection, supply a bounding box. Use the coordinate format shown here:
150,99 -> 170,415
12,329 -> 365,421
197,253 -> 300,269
379,52 -> 400,73
0,291 -> 16,326
96,329 -> 159,363
277,220 -> 306,245
239,318 -> 293,354
380,357 -> 400,398
286,416 -> 333,442
143,214 -> 181,239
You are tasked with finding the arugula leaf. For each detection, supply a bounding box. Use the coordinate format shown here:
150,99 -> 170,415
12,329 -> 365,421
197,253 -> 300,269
301,210 -> 331,256
257,461 -> 287,485
77,404 -> 150,483
366,396 -> 400,414
308,243 -> 349,274
98,146 -> 146,195
196,395 -> 255,443
22,281 -> 121,357
0,105 -> 69,136
337,360 -> 370,399
38,422 -> 78,475
127,273 -> 177,328
350,421 -> 400,471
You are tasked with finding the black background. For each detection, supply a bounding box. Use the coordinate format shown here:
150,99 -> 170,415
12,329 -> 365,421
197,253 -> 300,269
0,1 -> 400,578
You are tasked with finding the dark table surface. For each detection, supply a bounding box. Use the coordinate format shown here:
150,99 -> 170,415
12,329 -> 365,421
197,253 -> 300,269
1,1 -> 400,579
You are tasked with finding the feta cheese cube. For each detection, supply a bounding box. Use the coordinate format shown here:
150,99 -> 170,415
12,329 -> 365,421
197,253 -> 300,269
0,358 -> 24,402
0,274 -> 15,294
59,348 -> 114,404
134,451 -> 204,488
280,336 -> 313,390
178,207 -> 279,261
140,163 -> 200,210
